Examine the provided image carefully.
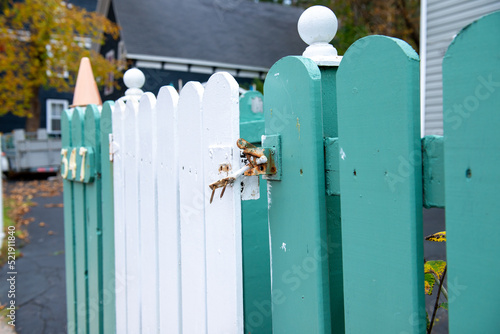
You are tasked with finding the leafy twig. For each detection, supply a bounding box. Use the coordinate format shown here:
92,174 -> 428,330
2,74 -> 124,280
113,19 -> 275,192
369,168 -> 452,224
428,265 -> 447,334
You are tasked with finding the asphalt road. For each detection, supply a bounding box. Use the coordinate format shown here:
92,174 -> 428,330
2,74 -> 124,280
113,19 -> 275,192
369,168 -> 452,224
0,184 -> 447,334
0,189 -> 66,334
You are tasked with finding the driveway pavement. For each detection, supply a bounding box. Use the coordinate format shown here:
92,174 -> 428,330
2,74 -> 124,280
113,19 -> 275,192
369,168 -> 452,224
0,184 -> 66,334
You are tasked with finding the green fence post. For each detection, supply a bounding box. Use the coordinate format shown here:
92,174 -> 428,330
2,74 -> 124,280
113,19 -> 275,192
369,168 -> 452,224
62,109 -> 77,334
443,11 -> 500,332
240,93 -> 272,334
263,56 -> 331,334
337,36 -> 424,333
320,65 -> 345,333
71,107 -> 88,334
84,105 -> 103,333
100,101 -> 115,334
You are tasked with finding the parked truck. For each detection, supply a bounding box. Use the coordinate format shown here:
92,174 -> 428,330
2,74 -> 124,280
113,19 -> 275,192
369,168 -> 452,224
1,129 -> 61,174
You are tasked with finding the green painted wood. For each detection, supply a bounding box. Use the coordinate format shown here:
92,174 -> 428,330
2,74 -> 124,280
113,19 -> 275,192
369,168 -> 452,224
100,101 -> 115,334
240,120 -> 265,144
62,108 -> 77,333
242,177 -> 272,334
320,65 -> 344,333
240,91 -> 265,143
264,56 -> 331,334
84,105 -> 103,334
71,107 -> 88,334
422,135 -> 444,208
443,11 -> 500,332
337,36 -> 425,333
324,138 -> 340,196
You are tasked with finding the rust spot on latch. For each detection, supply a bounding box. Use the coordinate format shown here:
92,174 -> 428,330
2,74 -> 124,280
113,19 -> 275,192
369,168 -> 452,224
218,163 -> 231,173
237,138 -> 276,176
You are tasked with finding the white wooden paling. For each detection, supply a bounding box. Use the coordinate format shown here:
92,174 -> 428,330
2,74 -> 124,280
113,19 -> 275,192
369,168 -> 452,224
156,86 -> 181,334
202,72 -> 243,333
138,93 -> 159,332
123,99 -> 141,333
111,100 -> 127,334
178,82 -> 207,333
113,72 -> 244,333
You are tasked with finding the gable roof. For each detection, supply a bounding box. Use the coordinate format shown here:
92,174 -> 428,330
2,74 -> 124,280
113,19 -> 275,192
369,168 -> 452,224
100,0 -> 305,70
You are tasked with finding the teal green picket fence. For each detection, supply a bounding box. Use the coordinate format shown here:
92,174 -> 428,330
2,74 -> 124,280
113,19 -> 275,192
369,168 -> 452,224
260,10 -> 499,334
62,11 -> 499,334
61,102 -> 115,334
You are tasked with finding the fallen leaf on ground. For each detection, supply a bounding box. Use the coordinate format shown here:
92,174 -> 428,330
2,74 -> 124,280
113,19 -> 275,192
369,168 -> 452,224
44,203 -> 64,208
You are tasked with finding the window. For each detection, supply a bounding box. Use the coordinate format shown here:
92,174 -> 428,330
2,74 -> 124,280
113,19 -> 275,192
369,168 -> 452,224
46,99 -> 68,134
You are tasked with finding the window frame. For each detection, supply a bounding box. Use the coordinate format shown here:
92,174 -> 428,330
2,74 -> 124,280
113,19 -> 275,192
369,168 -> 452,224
46,99 -> 68,135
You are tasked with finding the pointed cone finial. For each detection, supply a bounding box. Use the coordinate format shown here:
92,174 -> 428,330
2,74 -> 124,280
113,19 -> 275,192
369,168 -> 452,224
71,57 -> 102,107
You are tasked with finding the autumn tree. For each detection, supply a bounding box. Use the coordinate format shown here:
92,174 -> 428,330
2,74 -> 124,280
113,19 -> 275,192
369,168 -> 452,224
266,0 -> 420,54
0,0 -> 122,131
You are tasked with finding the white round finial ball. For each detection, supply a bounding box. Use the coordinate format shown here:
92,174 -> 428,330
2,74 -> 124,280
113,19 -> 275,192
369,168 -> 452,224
298,6 -> 338,46
123,68 -> 145,89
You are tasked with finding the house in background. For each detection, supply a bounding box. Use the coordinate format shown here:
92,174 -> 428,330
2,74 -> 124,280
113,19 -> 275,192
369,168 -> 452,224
96,0 -> 305,101
0,0 -> 99,135
421,0 -> 500,136
1,0 -> 304,134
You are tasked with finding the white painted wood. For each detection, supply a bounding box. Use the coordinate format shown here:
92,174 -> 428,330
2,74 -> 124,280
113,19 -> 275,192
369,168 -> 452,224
178,82 -> 207,333
155,86 -> 182,334
112,100 -> 127,334
138,93 -> 159,332
122,98 -> 141,333
113,72 -> 245,333
202,72 -> 244,333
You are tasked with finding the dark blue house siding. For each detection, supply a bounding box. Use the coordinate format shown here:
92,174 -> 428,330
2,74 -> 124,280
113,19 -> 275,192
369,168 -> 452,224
0,89 -> 72,134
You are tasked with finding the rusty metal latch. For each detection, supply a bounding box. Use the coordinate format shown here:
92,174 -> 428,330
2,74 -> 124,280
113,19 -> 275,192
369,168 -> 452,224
236,138 -> 277,177
208,138 -> 278,203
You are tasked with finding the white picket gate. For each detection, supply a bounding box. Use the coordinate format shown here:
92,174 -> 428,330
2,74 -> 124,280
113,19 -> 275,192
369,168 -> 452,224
111,72 -> 248,333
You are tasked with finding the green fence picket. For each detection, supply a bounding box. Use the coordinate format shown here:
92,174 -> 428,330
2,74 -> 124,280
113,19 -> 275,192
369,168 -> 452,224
100,101 -> 115,334
62,109 -> 77,334
71,107 -> 88,334
337,36 -> 425,333
263,56 -> 331,334
84,105 -> 103,333
443,11 -> 500,332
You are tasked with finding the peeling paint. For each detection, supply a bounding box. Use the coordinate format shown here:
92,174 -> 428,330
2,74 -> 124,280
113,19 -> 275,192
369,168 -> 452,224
340,147 -> 346,160
281,242 -> 287,252
296,117 -> 301,139
274,73 -> 280,77
267,181 -> 272,209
